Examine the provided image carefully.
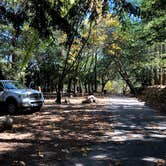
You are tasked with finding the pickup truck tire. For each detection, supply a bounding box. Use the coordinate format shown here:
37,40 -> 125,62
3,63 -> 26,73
7,100 -> 17,114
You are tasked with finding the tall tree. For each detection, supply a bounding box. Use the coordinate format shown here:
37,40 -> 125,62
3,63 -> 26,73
141,0 -> 166,43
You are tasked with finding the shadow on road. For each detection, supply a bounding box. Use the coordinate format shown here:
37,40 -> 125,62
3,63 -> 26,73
0,96 -> 165,166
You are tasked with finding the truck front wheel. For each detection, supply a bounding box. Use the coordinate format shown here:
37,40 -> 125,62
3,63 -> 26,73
7,100 -> 17,114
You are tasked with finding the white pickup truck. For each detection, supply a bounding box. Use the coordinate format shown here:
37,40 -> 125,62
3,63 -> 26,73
0,80 -> 44,113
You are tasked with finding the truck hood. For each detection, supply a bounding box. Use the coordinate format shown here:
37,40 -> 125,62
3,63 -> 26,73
7,89 -> 41,95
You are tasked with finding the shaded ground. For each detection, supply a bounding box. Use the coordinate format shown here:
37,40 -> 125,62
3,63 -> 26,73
0,96 -> 166,166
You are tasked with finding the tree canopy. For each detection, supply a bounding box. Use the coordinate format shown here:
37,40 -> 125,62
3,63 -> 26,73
0,0 -> 165,102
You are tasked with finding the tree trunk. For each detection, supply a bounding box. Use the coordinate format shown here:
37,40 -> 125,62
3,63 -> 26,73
119,71 -> 136,95
56,90 -> 61,104
154,67 -> 159,85
160,68 -> 163,86
115,60 -> 136,95
88,83 -> 91,94
101,83 -> 105,93
56,82 -> 62,104
91,82 -> 94,93
67,78 -> 72,97
163,71 -> 166,85
148,69 -> 153,86
113,56 -> 136,95
101,76 -> 107,93
94,52 -> 97,92
73,79 -> 77,96
84,82 -> 88,93
79,81 -> 82,94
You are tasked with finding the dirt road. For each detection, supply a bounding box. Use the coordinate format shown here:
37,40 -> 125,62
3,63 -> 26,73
0,96 -> 165,166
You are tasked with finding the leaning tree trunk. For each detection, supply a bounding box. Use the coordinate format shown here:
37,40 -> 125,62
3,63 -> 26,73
119,71 -> 136,95
114,57 -> 136,95
101,76 -> 105,93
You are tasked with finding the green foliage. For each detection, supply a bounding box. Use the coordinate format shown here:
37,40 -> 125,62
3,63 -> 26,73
141,0 -> 166,42
0,0 -> 165,97
104,81 -> 112,92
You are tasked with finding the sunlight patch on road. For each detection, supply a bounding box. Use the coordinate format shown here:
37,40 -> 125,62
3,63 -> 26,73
91,154 -> 108,160
145,126 -> 166,130
75,163 -> 84,166
0,143 -> 31,153
112,122 -> 127,128
149,134 -> 166,138
110,97 -> 145,106
105,129 -> 145,141
111,135 -> 128,141
110,134 -> 145,141
142,157 -> 165,165
0,133 -> 34,140
126,134 -> 144,140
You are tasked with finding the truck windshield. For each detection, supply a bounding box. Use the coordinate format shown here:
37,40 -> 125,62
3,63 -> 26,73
4,81 -> 26,90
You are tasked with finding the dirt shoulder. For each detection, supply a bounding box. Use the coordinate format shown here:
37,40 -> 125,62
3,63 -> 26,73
138,86 -> 166,113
